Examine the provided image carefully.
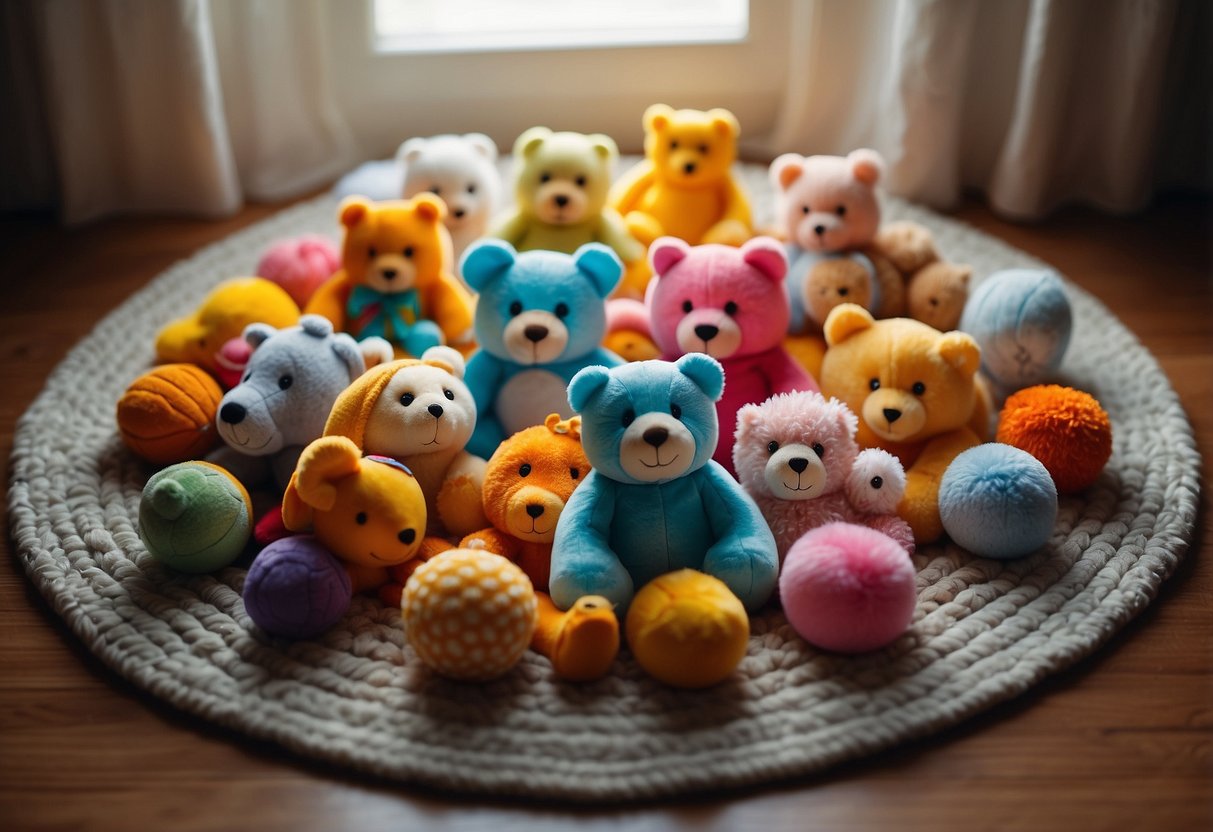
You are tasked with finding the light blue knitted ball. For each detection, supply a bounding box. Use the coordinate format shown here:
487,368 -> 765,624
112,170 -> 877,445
959,268 -> 1072,391
939,443 -> 1058,559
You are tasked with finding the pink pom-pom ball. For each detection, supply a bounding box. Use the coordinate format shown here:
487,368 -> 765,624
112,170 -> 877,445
255,236 -> 340,308
780,522 -> 916,653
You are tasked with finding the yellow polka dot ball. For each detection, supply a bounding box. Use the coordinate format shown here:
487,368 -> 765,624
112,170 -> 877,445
401,548 -> 538,682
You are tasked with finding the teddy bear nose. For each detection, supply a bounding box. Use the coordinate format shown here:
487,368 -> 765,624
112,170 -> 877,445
683,161 -> 696,175
838,287 -> 849,296
814,225 -> 826,236
788,457 -> 809,473
219,402 -> 246,425
398,528 -> 416,545
428,403 -> 444,418
453,208 -> 465,218
883,408 -> 902,423
525,504 -> 545,519
694,324 -> 719,342
554,194 -> 569,208
524,325 -> 549,343
381,268 -> 397,280
643,427 -> 669,447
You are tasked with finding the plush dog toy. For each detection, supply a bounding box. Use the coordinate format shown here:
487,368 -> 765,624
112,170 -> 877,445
155,277 -> 299,376
733,390 -> 913,561
398,133 -> 502,265
323,346 -> 488,540
551,356 -> 778,686
490,127 -> 643,266
210,315 -> 386,491
460,239 -> 625,458
819,304 -> 989,544
642,236 -> 818,474
305,195 -> 474,357
460,415 -> 619,681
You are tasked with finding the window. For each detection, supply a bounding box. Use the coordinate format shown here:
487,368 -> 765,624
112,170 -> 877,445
371,0 -> 749,54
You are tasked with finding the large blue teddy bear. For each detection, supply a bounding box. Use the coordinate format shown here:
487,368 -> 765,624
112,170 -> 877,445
461,239 -> 624,458
549,354 -> 779,613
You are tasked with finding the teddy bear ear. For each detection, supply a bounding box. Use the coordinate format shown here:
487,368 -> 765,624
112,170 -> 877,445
643,103 -> 674,133
421,345 -> 466,379
329,332 -> 367,381
740,237 -> 788,283
459,238 -> 516,293
293,436 -> 362,513
734,403 -> 764,439
848,148 -> 885,186
823,303 -> 876,346
280,477 -> 314,531
397,137 -> 426,166
587,133 -> 618,162
676,353 -> 725,402
243,322 -> 278,349
356,336 -> 394,371
707,108 -> 739,137
573,243 -> 623,298
338,196 -> 371,229
649,236 -> 690,277
514,126 -> 551,160
463,133 -> 497,161
770,153 -> 805,191
830,395 -> 859,439
567,365 -> 613,413
934,331 -> 981,376
411,192 -> 447,223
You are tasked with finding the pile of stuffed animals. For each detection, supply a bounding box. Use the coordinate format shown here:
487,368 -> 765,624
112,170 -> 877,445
115,105 -> 1114,689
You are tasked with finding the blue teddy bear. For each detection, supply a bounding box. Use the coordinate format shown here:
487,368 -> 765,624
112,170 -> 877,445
460,239 -> 625,458
549,354 -> 779,613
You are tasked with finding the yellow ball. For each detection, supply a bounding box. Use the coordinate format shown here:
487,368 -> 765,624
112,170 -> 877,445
625,569 -> 750,689
401,549 -> 538,682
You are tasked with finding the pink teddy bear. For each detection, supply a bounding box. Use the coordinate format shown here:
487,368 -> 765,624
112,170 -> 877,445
732,390 -> 914,562
637,236 -> 818,474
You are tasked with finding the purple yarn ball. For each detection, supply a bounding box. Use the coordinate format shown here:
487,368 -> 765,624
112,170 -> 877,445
243,535 -> 352,639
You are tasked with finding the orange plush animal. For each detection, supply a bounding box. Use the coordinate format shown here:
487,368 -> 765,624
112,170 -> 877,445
282,435 -> 429,599
461,415 -> 619,681
305,195 -> 474,357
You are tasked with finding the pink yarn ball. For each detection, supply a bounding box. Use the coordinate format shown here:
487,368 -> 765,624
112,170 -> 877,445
256,236 -> 340,307
780,522 -> 916,653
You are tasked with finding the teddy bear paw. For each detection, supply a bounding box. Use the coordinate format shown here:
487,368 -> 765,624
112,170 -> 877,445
547,595 -> 620,682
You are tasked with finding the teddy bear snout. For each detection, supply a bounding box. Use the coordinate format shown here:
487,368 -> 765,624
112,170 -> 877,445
220,402 -> 246,425
763,443 -> 828,500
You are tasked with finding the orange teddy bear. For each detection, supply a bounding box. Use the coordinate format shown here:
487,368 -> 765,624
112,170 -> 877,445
460,415 -> 619,681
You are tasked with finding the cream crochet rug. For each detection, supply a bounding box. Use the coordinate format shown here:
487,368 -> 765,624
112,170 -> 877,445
8,164 -> 1200,800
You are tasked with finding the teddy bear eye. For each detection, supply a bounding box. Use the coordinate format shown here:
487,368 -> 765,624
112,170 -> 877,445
519,463 -> 532,477
835,205 -> 847,216
466,183 -> 476,194
509,301 -> 523,316
682,300 -> 693,313
540,172 -> 551,184
724,301 -> 738,316
912,381 -> 927,395
871,476 -> 884,490
670,403 -> 682,419
669,140 -> 679,150
278,375 -> 293,390
812,443 -> 825,458
697,143 -> 709,154
869,378 -> 880,391
555,302 -> 570,318
400,392 -> 415,406
368,246 -> 377,258
801,205 -> 811,215
621,409 -> 635,427
767,440 -> 780,454
241,371 -> 251,382
575,175 -> 587,188
443,388 -> 455,400
403,246 -> 414,258
399,528 -> 416,544
356,512 -> 367,525
570,467 -> 580,479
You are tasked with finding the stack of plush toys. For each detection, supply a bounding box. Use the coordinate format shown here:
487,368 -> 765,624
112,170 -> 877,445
115,105 -> 1114,689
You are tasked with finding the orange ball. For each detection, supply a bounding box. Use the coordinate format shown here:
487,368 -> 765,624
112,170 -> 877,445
996,385 -> 1112,493
116,364 -> 223,464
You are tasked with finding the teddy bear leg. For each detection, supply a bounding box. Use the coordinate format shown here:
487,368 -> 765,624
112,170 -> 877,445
402,320 -> 445,358
899,473 -> 946,545
531,592 -> 619,682
436,473 -> 490,539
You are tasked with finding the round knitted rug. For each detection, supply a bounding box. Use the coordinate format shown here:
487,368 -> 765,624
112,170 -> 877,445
9,164 -> 1200,801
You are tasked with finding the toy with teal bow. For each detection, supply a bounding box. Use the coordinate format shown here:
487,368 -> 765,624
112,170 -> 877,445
345,283 -> 443,357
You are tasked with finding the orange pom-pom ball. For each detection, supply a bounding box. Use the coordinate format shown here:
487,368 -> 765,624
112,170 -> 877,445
996,384 -> 1112,493
116,364 -> 223,464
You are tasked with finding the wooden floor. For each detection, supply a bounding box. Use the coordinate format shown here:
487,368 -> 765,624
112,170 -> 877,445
1,193 -> 1210,832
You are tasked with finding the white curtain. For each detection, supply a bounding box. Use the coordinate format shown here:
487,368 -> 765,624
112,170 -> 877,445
760,0 -> 1195,219
9,0 -> 356,224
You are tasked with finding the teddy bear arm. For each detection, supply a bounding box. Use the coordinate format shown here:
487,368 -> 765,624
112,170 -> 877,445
436,452 -> 488,538
459,527 -> 521,559
700,179 -> 753,246
427,280 -> 474,345
699,464 -> 779,611
765,346 -> 820,396
488,210 -> 533,249
302,273 -> 351,329
900,428 -> 982,544
608,162 -> 656,216
872,220 -> 940,275
862,513 -> 916,554
549,475 -> 633,610
594,211 -> 646,263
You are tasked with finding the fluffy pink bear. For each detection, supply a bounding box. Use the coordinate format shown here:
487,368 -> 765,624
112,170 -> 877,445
732,390 -> 914,562
643,236 -> 818,474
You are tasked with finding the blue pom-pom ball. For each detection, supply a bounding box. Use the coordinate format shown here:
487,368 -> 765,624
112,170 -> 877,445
939,443 -> 1058,559
243,535 -> 352,638
959,268 -> 1072,391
